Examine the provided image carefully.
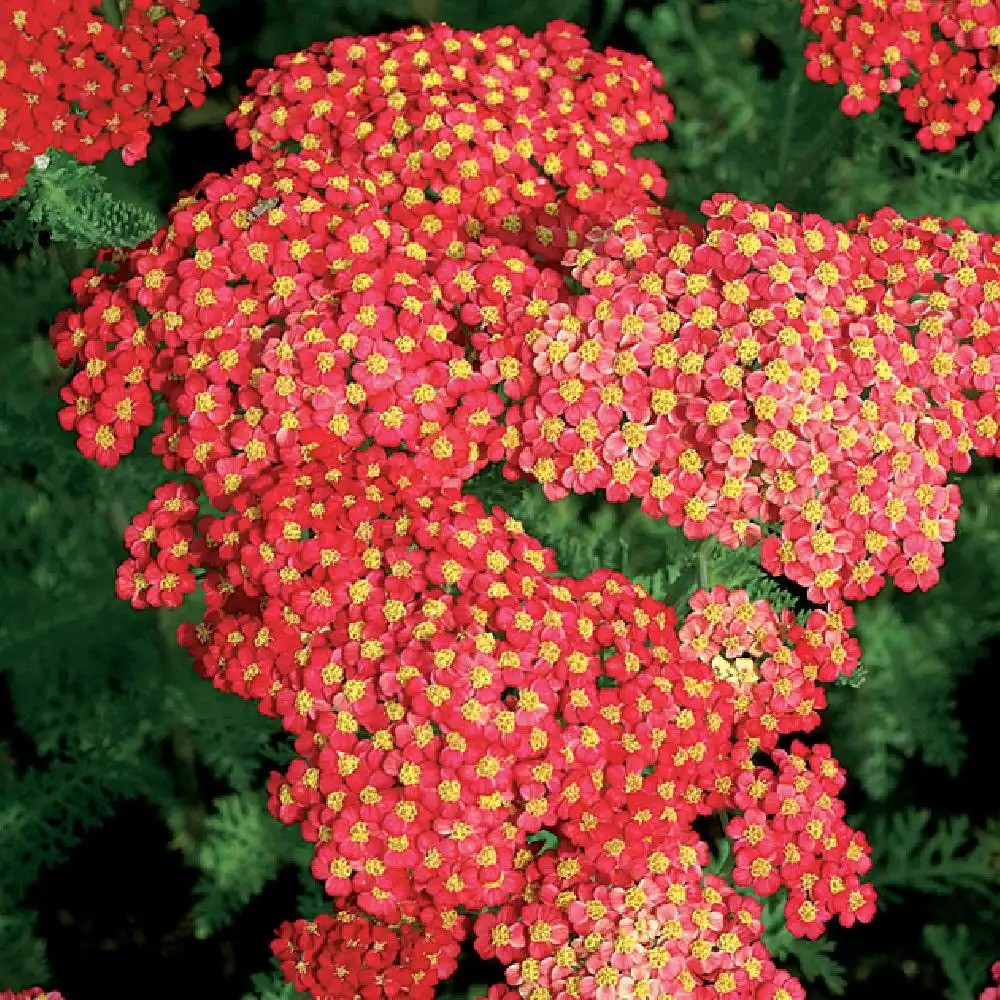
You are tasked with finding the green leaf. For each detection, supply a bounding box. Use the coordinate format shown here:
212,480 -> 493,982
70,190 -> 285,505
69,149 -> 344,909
0,149 -> 160,250
0,907 -> 50,989
924,925 -> 993,1000
244,963 -> 310,1000
188,791 -> 310,939
870,809 -> 1000,904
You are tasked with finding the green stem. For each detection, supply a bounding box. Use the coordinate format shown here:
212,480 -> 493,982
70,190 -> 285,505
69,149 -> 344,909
697,537 -> 715,592
776,27 -> 807,190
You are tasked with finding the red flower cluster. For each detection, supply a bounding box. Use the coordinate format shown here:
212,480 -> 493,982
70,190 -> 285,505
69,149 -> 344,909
0,0 -> 220,197
501,198 -> 1000,603
273,908 -> 464,1000
188,447 -> 867,1000
49,18 -> 994,999
800,0 -> 1000,149
226,19 -> 670,216
54,147 -> 1000,608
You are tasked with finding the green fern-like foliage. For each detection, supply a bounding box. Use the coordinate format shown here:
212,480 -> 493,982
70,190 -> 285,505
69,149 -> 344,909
243,964 -> 309,1000
853,809 -> 1000,995
0,241 -> 285,986
185,792 -> 311,940
464,463 -> 800,614
0,150 -> 161,250
869,809 -> 1000,905
924,924 -> 998,1000
628,0 -> 1000,229
0,910 -> 49,988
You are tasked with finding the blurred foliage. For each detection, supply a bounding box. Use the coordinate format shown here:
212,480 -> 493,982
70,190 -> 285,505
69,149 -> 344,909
1,0 -> 1000,998
246,0 -> 592,60
869,810 -> 1000,906
925,924 -> 994,1000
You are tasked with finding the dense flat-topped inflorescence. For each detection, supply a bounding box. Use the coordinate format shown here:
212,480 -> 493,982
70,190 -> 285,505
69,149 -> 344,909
226,20 -> 672,220
0,0 -> 220,197
45,17 -> 1000,1000
800,0 -> 1000,149
51,149 -> 1000,605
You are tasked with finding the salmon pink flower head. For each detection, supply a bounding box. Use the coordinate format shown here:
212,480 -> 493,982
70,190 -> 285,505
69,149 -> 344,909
501,197 -> 999,603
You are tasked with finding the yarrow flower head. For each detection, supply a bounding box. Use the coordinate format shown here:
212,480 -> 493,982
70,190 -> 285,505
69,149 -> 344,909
497,196 -> 999,603
0,0 -> 221,196
226,18 -> 673,246
272,907 -> 464,1000
178,446 -> 867,1000
48,16 -> 1000,1000
800,0 -> 1000,149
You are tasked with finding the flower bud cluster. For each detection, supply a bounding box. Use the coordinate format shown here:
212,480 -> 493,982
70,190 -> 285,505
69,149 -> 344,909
800,0 -> 1000,149
0,0 -> 221,197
